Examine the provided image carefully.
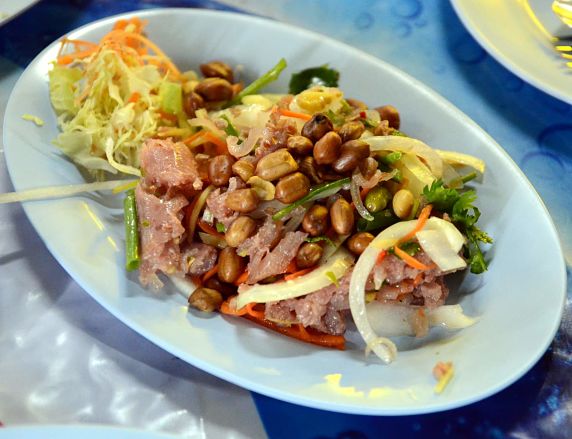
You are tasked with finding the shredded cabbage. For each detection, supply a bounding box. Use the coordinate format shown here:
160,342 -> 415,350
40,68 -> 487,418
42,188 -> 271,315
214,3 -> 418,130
49,49 -> 166,178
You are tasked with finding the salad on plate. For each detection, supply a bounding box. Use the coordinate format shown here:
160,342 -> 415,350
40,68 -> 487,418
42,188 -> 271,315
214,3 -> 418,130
45,17 -> 492,364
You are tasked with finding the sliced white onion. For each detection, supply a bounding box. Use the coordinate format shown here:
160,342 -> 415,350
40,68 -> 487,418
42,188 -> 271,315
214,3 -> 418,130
188,117 -> 226,138
236,249 -> 354,309
283,206 -> 306,232
227,127 -> 263,158
442,162 -> 462,188
349,220 -> 418,363
416,217 -> 466,272
367,303 -> 477,337
364,136 -> 443,178
435,149 -> 485,174
350,171 -> 374,221
187,185 -> 215,244
395,154 -> 436,196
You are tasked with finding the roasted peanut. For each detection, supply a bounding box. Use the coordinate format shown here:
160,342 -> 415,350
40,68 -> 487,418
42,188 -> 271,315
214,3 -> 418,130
338,120 -> 365,142
224,188 -> 259,212
188,287 -> 223,312
287,135 -> 314,155
332,140 -> 370,174
225,216 -> 257,247
359,157 -> 379,181
183,92 -> 204,118
296,242 -> 324,269
302,204 -> 329,237
275,172 -> 310,204
299,156 -> 322,184
232,159 -> 255,182
218,247 -> 244,284
330,198 -> 354,235
392,189 -> 414,219
195,78 -> 234,102
373,119 -> 394,136
247,176 -> 275,201
313,131 -> 342,165
200,61 -> 234,82
208,155 -> 235,187
205,277 -> 237,298
301,113 -> 333,142
347,232 -> 374,255
255,149 -> 298,181
375,105 -> 400,129
346,98 -> 367,110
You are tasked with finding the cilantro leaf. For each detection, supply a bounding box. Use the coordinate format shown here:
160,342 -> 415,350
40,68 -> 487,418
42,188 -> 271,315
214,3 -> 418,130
422,180 -> 460,212
289,65 -> 340,94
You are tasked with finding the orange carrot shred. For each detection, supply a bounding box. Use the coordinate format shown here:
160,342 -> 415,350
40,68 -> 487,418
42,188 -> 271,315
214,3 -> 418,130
278,108 -> 312,121
202,132 -> 228,155
284,267 -> 315,281
399,204 -> 433,244
246,303 -> 266,320
202,265 -> 219,282
376,250 -> 387,265
234,270 -> 249,286
393,246 -> 433,271
220,299 -> 248,316
182,129 -> 206,146
197,220 -> 224,238
127,92 -> 141,103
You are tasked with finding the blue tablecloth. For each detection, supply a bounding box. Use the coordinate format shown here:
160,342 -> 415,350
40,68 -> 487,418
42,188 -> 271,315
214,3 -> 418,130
1,1 -> 570,438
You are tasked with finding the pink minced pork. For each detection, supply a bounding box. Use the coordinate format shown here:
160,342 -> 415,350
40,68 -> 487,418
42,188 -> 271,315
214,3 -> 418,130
180,242 -> 218,276
206,177 -> 245,228
140,138 -> 202,191
372,251 -> 450,308
135,185 -> 188,288
263,270 -> 352,335
244,229 -> 307,284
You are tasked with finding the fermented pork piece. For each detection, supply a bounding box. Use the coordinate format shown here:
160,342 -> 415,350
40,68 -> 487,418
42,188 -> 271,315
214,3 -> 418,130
206,177 -> 245,228
264,270 -> 352,335
140,138 -> 202,191
180,242 -> 218,276
135,185 -> 188,288
372,251 -> 449,308
245,230 -> 307,284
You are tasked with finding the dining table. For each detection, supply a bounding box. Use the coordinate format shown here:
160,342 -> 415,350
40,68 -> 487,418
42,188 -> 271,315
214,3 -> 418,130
0,0 -> 571,438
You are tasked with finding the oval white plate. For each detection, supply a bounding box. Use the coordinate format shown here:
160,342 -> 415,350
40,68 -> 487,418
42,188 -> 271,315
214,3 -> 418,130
451,0 -> 572,105
3,9 -> 566,415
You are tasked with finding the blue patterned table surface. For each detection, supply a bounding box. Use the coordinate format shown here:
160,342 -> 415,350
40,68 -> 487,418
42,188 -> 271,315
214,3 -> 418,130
1,1 -> 571,438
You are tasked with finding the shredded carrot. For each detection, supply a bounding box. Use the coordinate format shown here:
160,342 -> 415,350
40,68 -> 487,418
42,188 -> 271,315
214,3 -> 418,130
376,250 -> 387,265
202,131 -> 228,155
202,265 -> 219,282
57,47 -> 98,65
393,246 -> 433,271
286,259 -> 298,274
234,270 -> 249,286
246,302 -> 266,320
243,316 -> 346,350
278,108 -> 312,121
198,220 -> 224,238
400,204 -> 433,243
182,129 -> 206,146
220,296 -> 345,349
284,267 -> 315,281
158,110 -> 178,123
127,92 -> 141,103
190,275 -> 203,288
413,272 -> 424,287
220,299 -> 248,316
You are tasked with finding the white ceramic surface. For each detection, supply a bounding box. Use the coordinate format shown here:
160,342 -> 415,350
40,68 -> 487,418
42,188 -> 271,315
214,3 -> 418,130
451,0 -> 572,105
0,0 -> 40,26
0,426 -> 179,439
2,9 -> 566,415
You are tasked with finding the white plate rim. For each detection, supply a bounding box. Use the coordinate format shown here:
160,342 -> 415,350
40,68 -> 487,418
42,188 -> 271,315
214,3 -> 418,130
2,7 -> 567,415
450,0 -> 572,105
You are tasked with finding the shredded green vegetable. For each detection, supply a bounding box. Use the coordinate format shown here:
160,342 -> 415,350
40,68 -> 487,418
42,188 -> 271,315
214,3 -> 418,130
272,177 -> 350,221
227,58 -> 287,107
124,189 -> 140,271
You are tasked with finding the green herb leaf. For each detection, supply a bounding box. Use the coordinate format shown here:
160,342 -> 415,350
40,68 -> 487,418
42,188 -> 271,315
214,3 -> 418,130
215,222 -> 226,233
228,58 -> 287,107
305,236 -> 335,247
289,65 -> 340,94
